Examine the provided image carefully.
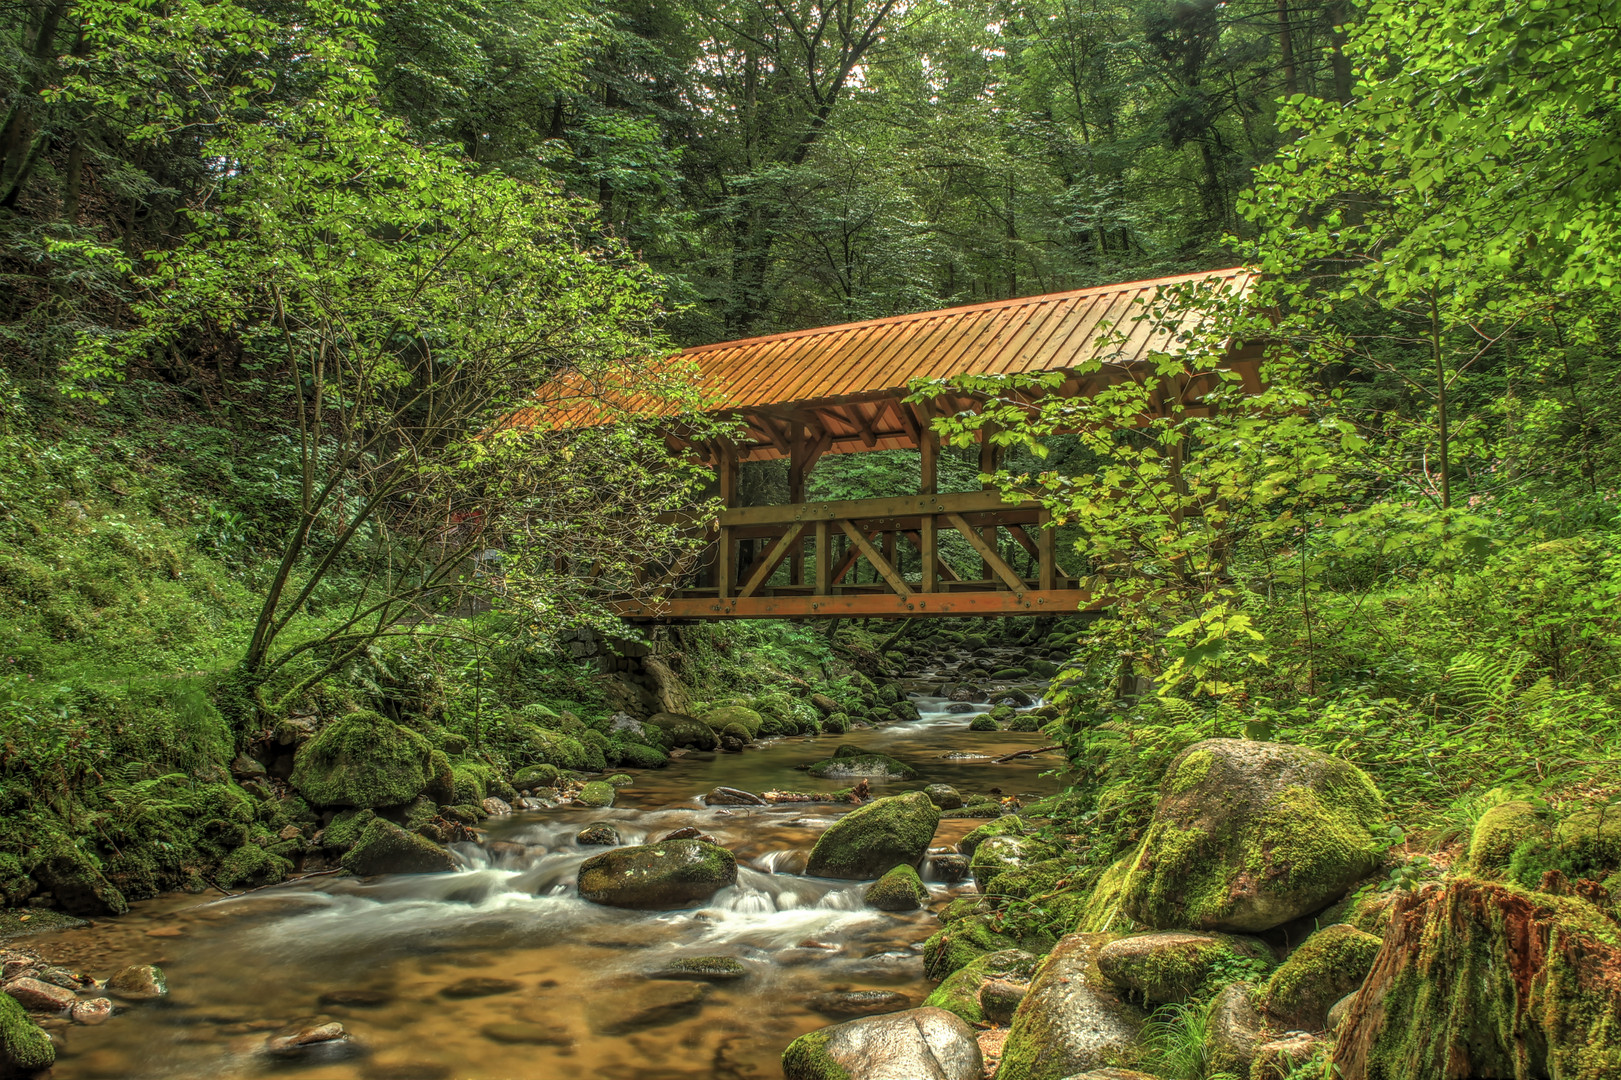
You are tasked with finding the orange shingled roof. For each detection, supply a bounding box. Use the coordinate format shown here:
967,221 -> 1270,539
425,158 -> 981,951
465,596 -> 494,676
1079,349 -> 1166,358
517,267 -> 1255,432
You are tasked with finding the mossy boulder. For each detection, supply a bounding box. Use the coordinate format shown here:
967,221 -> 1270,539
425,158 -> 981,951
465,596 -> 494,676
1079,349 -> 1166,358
513,763 -> 561,791
617,742 -> 670,769
866,864 -> 930,911
576,780 -> 616,807
1333,877 -> 1621,1079
1119,739 -> 1384,933
925,784 -> 963,810
0,991 -> 54,1073
321,807 -> 376,851
1069,854 -> 1136,934
970,833 -> 1061,892
577,839 -> 737,908
782,1007 -> 982,1080
647,711 -> 719,751
1096,930 -> 1274,1005
1464,800 -> 1546,875
1262,923 -> 1382,1030
30,842 -> 127,916
702,705 -> 764,737
968,714 -> 1000,732
819,713 -> 850,735
957,814 -> 1037,857
289,710 -> 436,809
577,823 -> 620,846
923,915 -> 1029,980
925,949 -> 1041,1024
217,844 -> 292,889
340,818 -> 456,875
806,791 -> 939,880
994,933 -> 1147,1080
1203,981 -> 1267,1078
806,752 -> 918,781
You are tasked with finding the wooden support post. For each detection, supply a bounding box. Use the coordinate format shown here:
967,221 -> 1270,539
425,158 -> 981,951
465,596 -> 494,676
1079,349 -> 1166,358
717,443 -> 739,597
738,523 -> 807,598
815,519 -> 831,595
920,515 -> 938,593
789,421 -> 806,585
979,425 -> 1002,586
920,430 -> 938,496
1038,509 -> 1056,591
882,530 -> 896,585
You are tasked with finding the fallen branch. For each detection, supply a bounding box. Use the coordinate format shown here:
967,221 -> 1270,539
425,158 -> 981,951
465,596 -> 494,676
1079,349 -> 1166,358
203,867 -> 346,904
990,744 -> 1062,764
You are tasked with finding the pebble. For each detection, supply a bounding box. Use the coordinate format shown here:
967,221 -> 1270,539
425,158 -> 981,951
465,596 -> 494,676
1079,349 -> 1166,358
70,998 -> 115,1025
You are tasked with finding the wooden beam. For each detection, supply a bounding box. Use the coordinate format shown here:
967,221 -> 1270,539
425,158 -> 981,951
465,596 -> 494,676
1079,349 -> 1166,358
884,396 -> 922,446
1008,524 -> 1041,561
946,512 -> 1027,596
838,520 -> 913,596
918,518 -> 937,593
611,588 -> 1100,620
830,532 -> 869,585
1037,509 -> 1056,591
841,404 -> 879,448
737,523 -> 807,598
719,489 -> 1021,528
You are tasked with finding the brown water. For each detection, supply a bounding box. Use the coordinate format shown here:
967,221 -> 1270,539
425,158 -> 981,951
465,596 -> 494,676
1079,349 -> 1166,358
32,683 -> 1064,1080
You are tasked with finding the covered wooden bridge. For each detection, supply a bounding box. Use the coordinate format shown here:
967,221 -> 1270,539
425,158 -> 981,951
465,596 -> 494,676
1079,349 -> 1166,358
531,268 -> 1261,621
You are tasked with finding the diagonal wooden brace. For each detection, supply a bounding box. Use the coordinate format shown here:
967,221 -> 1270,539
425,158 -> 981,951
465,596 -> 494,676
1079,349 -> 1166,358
738,522 -> 807,598
945,512 -> 1027,596
838,521 -> 914,596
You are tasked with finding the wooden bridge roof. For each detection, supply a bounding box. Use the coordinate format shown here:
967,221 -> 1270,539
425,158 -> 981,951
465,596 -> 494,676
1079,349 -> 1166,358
521,267 -> 1258,461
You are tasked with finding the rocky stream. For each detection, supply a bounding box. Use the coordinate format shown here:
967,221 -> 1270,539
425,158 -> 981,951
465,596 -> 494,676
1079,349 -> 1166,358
9,665 -> 1062,1080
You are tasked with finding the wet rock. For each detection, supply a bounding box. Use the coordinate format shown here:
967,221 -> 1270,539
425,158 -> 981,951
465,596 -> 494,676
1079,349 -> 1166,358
1120,739 -> 1384,933
263,1020 -> 353,1058
811,693 -> 841,716
720,734 -> 747,752
592,980 -> 709,1034
3,976 -> 77,1013
704,786 -> 766,806
481,797 -> 512,816
605,773 -> 635,788
479,1021 -> 574,1045
575,780 -> 616,808
513,763 -> 560,792
69,997 -> 113,1025
950,686 -> 986,703
576,823 -> 621,846
979,979 -> 1025,1024
659,826 -> 718,843
866,865 -> 930,912
783,1006 -> 982,1080
924,784 -> 963,810
924,950 -> 1039,1025
968,715 -> 999,731
1096,931 -> 1274,1005
578,839 -> 738,909
1326,991 -> 1356,1032
929,854 -> 970,882
993,933 -> 1146,1080
702,705 -> 765,737
1261,923 -> 1380,1030
32,847 -> 127,916
806,791 -> 939,880
105,964 -> 167,1001
0,992 -> 54,1072
440,977 -> 522,999
0,911 -> 88,942
318,989 -> 394,1009
607,712 -> 652,741
340,819 -> 456,875
809,989 -> 913,1018
648,711 -> 720,751
34,966 -> 93,992
231,753 -> 267,778
1202,981 -> 1266,1078
806,752 -> 919,781
648,956 -> 747,981
289,710 -> 437,809
945,703 -> 976,714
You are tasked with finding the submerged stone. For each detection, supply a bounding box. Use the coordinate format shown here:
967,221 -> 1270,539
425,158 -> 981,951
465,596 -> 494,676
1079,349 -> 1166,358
577,839 -> 738,909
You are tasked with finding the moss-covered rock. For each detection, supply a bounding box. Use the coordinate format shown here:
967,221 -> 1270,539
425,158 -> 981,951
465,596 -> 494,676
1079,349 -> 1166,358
969,714 -> 1000,732
577,839 -> 737,908
340,818 -> 456,875
1203,981 -> 1266,1078
1333,877 -> 1621,1079
970,833 -> 1061,892
925,949 -> 1041,1024
576,822 -> 620,846
806,791 -> 939,880
1069,854 -> 1137,934
576,780 -> 616,808
925,784 -> 963,810
1464,800 -> 1546,876
1119,739 -> 1384,933
1007,713 -> 1043,733
819,713 -> 850,735
0,991 -> 54,1073
958,814 -> 1037,857
866,864 -> 930,911
322,807 -> 377,852
513,763 -> 561,791
1262,923 -> 1381,1030
806,752 -> 918,780
616,742 -> 670,769
923,915 -> 1027,980
216,844 -> 292,889
31,841 -> 127,916
289,710 -> 436,809
1096,930 -> 1274,1005
783,1007 -> 982,1080
702,705 -> 764,737
647,711 -> 720,751
994,933 -> 1147,1080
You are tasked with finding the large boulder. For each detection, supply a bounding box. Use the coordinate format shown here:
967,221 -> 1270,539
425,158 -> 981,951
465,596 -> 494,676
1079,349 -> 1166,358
783,1007 -> 982,1080
340,818 -> 457,875
806,792 -> 939,880
701,705 -> 764,737
1096,931 -> 1274,1005
924,949 -> 1041,1025
1261,923 -> 1381,1030
289,711 -> 436,809
646,712 -> 719,751
1463,800 -> 1546,876
31,843 -> 127,916
1119,739 -> 1384,932
994,933 -> 1146,1080
1203,981 -> 1267,1078
1334,878 -> 1621,1079
866,864 -> 930,911
0,992 -> 54,1073
577,839 -> 737,908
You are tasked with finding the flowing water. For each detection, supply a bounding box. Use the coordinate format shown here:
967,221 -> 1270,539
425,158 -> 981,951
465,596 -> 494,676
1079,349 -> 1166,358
31,681 -> 1063,1080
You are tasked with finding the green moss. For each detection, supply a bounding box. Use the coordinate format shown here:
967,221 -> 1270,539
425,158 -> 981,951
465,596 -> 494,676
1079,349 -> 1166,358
577,780 -> 616,807
1169,749 -> 1213,794
702,705 -> 764,737
514,763 -> 561,789
323,808 -> 377,851
341,818 -> 456,875
805,752 -> 918,780
819,713 -> 850,735
451,762 -> 489,805
924,948 -> 1041,1023
923,914 -> 1021,980
0,991 -> 54,1071
805,791 -> 939,879
781,1028 -> 851,1080
1464,800 -> 1546,876
1007,713 -> 1042,732
289,710 -> 435,809
969,714 -> 1000,731
0,854 -> 33,907
1263,923 -> 1381,1029
959,814 -> 1038,857
617,742 -> 669,769
1072,853 -> 1137,934
865,864 -> 930,911
216,844 -> 292,889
